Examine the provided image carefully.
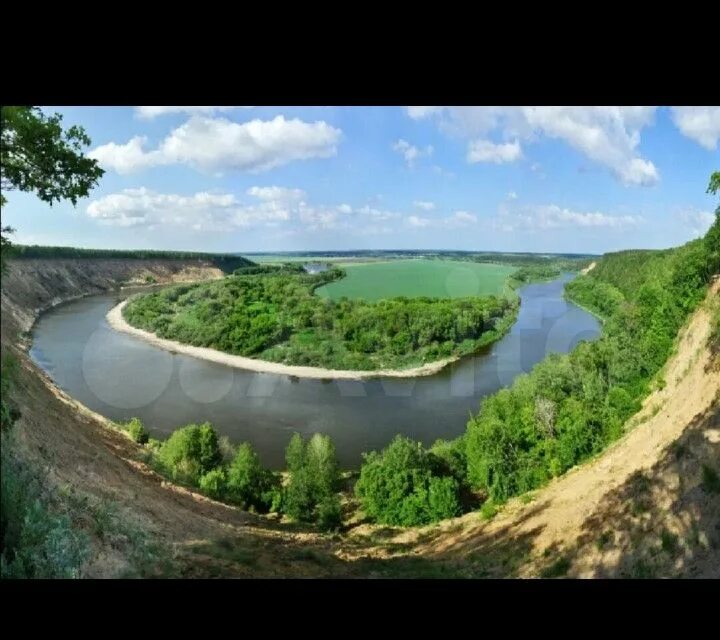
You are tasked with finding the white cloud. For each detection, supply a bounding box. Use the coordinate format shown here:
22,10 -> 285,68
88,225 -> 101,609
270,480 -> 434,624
86,186 -> 308,231
492,203 -> 644,232
246,186 -> 305,201
392,139 -> 433,167
679,209 -> 715,237
407,215 -> 431,228
406,106 -> 659,186
90,115 -> 342,174
88,136 -> 159,174
467,139 -> 522,164
405,211 -> 477,229
507,191 -> 518,200
670,107 -> 720,150
136,106 -> 253,119
413,200 -> 435,210
86,188 -> 240,230
337,203 -> 353,214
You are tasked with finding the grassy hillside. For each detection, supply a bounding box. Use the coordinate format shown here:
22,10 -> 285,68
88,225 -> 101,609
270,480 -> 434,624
315,260 -> 516,301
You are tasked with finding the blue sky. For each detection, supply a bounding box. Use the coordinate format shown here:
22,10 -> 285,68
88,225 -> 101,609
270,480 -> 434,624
4,106 -> 718,255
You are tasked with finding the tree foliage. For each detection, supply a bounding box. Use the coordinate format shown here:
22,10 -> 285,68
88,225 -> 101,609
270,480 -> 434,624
225,443 -> 280,512
355,436 -> 461,526
465,207 -> 718,502
156,422 -> 222,484
124,266 -> 518,371
0,106 -> 105,273
283,433 -> 342,530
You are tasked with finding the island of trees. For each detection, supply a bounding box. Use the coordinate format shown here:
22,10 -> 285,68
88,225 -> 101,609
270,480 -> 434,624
122,263 -> 519,370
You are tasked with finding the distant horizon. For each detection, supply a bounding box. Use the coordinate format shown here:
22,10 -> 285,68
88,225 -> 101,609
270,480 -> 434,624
10,242 -> 609,258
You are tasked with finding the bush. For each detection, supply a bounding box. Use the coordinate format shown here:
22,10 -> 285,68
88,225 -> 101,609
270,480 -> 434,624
157,422 -> 222,484
125,417 -> 149,444
226,443 -> 280,512
283,433 -> 341,529
1,433 -> 89,578
355,436 -> 461,526
429,437 -> 467,484
199,468 -> 227,500
316,495 -> 343,532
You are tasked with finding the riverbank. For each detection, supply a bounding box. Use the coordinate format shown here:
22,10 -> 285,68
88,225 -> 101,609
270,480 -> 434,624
107,299 -> 459,380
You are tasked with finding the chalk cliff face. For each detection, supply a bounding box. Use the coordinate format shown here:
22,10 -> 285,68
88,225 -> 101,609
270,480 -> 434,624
0,258 -> 223,341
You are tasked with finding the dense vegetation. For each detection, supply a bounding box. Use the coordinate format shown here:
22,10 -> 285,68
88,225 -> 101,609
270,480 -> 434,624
123,264 -> 518,370
119,419 -> 344,529
465,219 -> 718,503
8,244 -> 254,274
355,436 -> 462,526
283,433 -> 342,530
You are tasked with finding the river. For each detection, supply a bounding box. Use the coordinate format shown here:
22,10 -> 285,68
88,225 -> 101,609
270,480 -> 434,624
29,274 -> 600,468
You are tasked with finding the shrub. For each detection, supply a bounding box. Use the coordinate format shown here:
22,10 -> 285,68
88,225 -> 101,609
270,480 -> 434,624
157,422 -> 222,484
225,443 -> 280,512
1,434 -> 89,578
429,437 -> 467,484
199,468 -> 227,500
283,433 -> 341,529
355,435 -> 461,527
316,495 -> 343,532
125,417 -> 149,444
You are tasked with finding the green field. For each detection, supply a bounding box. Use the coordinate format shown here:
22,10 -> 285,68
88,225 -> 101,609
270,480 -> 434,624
316,260 -> 516,301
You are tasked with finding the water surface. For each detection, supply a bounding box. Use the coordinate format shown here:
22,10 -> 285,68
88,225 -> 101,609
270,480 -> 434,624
30,275 -> 600,467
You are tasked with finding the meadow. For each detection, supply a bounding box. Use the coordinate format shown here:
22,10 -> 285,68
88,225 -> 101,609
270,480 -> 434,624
316,259 -> 516,301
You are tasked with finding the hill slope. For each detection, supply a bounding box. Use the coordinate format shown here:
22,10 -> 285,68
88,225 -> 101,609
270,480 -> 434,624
2,258 -> 717,577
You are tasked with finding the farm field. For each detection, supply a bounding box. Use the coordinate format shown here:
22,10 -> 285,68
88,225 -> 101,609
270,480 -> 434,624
316,259 -> 516,301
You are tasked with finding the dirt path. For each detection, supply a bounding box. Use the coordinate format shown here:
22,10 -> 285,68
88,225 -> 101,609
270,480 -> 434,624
107,299 -> 457,380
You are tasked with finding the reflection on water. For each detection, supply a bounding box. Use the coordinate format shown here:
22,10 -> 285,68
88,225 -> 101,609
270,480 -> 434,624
30,275 -> 600,468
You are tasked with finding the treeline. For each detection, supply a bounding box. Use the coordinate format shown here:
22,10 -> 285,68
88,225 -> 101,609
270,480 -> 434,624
8,245 -> 254,273
464,217 -> 718,503
122,418 -> 343,530
123,266 -> 517,370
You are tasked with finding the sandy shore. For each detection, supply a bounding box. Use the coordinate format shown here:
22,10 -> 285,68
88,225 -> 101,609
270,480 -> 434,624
106,300 -> 457,380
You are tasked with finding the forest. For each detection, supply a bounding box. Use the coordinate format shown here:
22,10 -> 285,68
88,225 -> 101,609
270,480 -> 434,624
123,265 -> 518,370
8,245 -> 253,273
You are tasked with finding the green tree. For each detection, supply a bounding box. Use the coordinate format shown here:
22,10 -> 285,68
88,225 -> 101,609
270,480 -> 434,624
157,422 -> 222,484
0,106 -> 104,273
283,433 -> 342,530
199,468 -> 227,500
355,436 -> 461,526
125,417 -> 149,444
226,442 -> 280,512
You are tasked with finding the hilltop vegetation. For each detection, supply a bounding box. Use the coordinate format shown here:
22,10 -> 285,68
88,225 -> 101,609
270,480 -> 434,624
123,264 -> 518,370
464,219 -> 718,503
